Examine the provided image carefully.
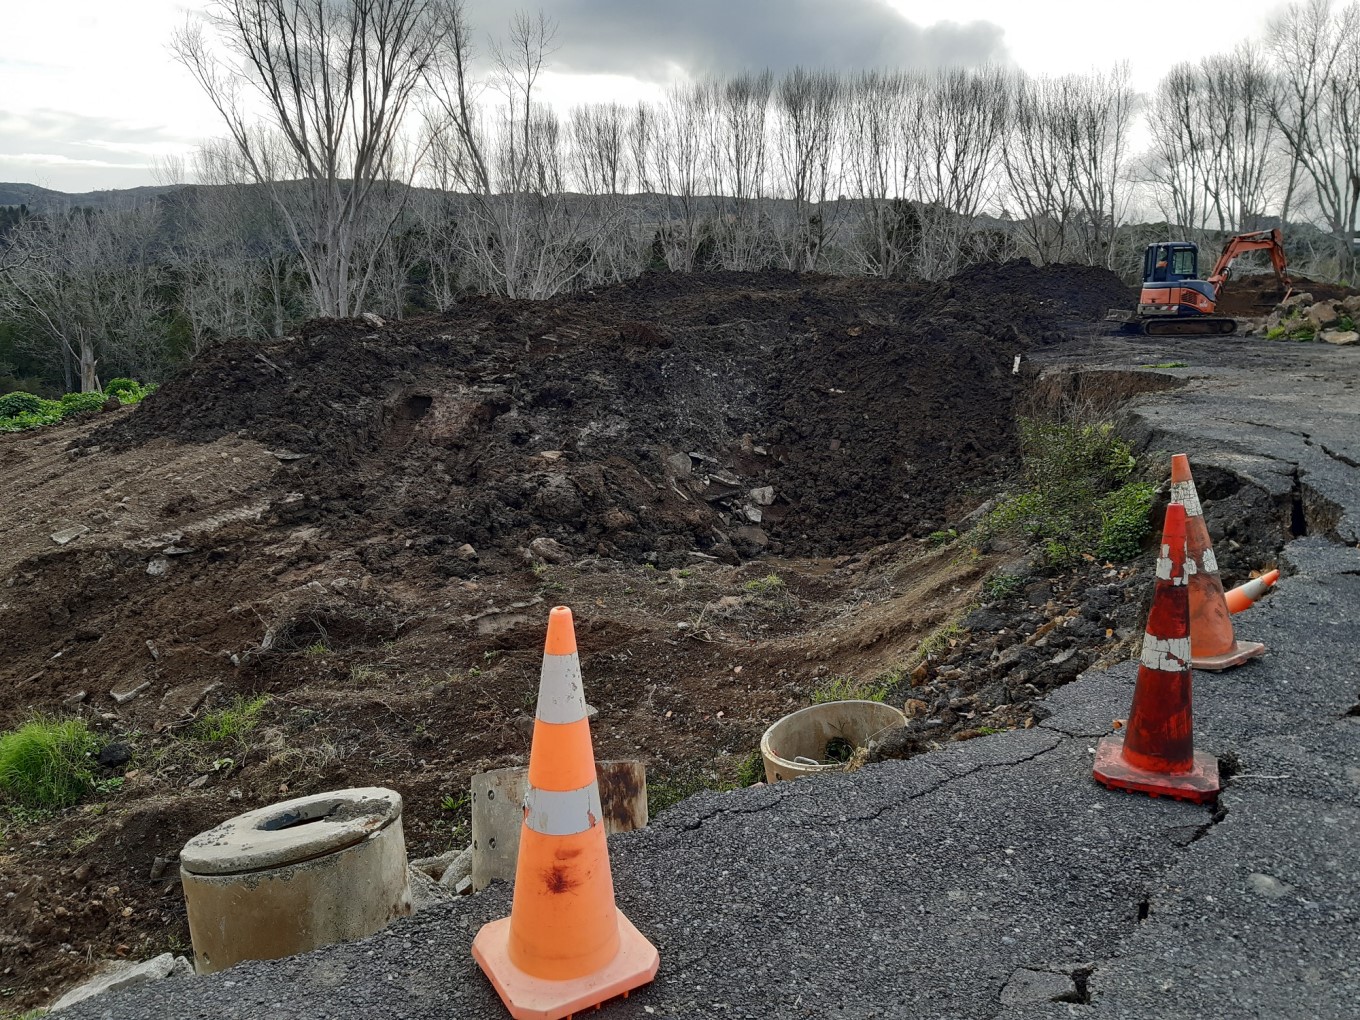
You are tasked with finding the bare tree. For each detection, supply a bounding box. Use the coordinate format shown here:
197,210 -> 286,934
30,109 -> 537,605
1002,73 -> 1079,264
650,80 -> 714,271
2,207 -> 169,390
1066,64 -> 1135,268
172,0 -> 443,318
771,68 -> 843,270
1269,0 -> 1360,276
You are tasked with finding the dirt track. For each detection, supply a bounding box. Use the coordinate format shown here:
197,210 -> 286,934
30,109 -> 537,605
0,262 -> 1191,1012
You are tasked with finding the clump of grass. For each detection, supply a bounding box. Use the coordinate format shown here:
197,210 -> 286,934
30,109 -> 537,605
647,765 -> 733,816
349,664 -> 385,684
981,417 -> 1151,567
983,573 -> 1026,602
917,617 -> 965,659
191,695 -> 269,743
811,674 -> 892,704
0,716 -> 98,809
302,641 -> 329,657
734,749 -> 766,787
927,528 -> 958,546
743,572 -> 785,595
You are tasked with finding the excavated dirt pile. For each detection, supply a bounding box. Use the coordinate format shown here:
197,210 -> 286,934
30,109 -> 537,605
98,265 -> 1131,571
2,263 -> 1146,1013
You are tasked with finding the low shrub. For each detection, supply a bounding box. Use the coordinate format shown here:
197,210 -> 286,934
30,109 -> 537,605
59,391 -> 108,416
102,377 -> 141,399
0,717 -> 98,809
982,418 -> 1147,567
0,391 -> 43,418
191,695 -> 270,743
1096,481 -> 1157,562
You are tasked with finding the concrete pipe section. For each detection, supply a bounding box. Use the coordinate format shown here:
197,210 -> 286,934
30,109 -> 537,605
471,762 -> 648,892
760,701 -> 907,782
180,787 -> 413,974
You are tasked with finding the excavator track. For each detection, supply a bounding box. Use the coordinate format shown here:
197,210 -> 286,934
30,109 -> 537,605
1141,317 -> 1237,337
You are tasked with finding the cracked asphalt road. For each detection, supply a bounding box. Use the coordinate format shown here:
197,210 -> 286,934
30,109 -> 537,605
63,334 -> 1360,1019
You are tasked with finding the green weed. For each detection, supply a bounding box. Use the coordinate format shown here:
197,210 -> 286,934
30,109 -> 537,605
927,528 -> 958,546
983,573 -> 1026,601
982,417 -> 1147,567
1096,480 -> 1157,561
302,641 -> 329,657
811,674 -> 891,704
191,696 -> 269,743
743,573 -> 785,595
0,717 -> 98,809
349,665 -> 385,684
647,765 -> 734,816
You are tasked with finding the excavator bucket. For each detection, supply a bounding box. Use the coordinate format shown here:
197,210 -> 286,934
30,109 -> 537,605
1105,308 -> 1137,324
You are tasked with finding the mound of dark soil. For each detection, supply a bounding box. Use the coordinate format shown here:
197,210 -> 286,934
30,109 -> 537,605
94,264 -> 1130,570
948,260 -> 1139,321
1216,273 -> 1359,316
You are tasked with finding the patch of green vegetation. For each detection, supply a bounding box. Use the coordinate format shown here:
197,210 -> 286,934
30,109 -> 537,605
983,573 -> 1026,601
1139,361 -> 1188,369
190,695 -> 269,743
743,572 -> 785,595
1264,326 -> 1287,340
734,749 -> 765,787
349,665 -> 384,684
927,528 -> 959,546
981,418 -> 1148,567
1287,326 -> 1316,341
811,674 -> 892,704
1096,480 -> 1157,562
647,765 -> 734,816
1337,314 -> 1357,333
0,716 -> 98,810
302,641 -> 329,657
0,380 -> 154,433
917,616 -> 966,660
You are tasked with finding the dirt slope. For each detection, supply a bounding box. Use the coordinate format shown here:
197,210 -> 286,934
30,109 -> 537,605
0,262 -> 1145,1012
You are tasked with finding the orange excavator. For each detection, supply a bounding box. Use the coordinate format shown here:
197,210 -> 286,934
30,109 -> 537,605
1107,228 -> 1291,336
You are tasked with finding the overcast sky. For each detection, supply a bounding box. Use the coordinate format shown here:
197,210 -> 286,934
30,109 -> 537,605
0,0 -> 1290,193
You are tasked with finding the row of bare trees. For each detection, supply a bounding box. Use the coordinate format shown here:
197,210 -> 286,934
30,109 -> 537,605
3,0 -> 1359,391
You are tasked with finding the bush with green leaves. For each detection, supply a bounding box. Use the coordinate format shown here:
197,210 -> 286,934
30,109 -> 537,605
984,418 -> 1151,566
1097,481 -> 1158,561
0,716 -> 99,809
60,391 -> 108,415
102,377 -> 141,399
0,391 -> 44,418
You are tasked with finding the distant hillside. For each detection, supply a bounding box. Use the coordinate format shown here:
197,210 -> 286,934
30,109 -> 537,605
0,182 -> 183,211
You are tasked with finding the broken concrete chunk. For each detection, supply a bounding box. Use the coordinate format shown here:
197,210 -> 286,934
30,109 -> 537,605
268,449 -> 306,461
455,543 -> 479,561
110,681 -> 152,705
51,952 -> 190,1011
436,846 -> 474,891
51,525 -> 90,546
529,536 -> 571,564
744,506 -> 763,523
665,452 -> 693,478
146,557 -> 170,577
360,311 -> 386,328
749,485 -> 775,506
1321,329 -> 1358,346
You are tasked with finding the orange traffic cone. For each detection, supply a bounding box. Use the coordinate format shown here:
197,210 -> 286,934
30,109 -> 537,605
1225,569 -> 1280,614
472,606 -> 658,1020
1093,502 -> 1220,804
1170,454 -> 1266,670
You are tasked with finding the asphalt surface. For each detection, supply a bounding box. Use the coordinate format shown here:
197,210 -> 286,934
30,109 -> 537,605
62,333 -> 1360,1020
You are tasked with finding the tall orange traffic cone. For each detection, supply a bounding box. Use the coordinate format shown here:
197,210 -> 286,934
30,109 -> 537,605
1170,454 -> 1266,670
472,606 -> 658,1020
1093,503 -> 1220,804
1225,569 -> 1280,614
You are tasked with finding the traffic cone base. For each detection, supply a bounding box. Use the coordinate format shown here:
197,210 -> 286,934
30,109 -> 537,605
472,909 -> 659,1020
1093,730 -> 1220,804
1191,639 -> 1266,672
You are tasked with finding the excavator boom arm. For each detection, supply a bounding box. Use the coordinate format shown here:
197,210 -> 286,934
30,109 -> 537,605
1206,228 -> 1291,298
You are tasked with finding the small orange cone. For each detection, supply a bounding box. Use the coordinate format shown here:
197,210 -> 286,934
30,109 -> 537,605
1093,503 -> 1220,804
472,606 -> 658,1020
1225,569 -> 1280,614
1170,454 -> 1266,670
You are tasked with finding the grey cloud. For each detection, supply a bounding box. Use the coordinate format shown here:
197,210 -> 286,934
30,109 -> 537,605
0,110 -> 194,191
461,0 -> 1008,80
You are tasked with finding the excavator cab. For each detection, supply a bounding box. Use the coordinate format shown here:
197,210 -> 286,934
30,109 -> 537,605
1144,243 -> 1198,284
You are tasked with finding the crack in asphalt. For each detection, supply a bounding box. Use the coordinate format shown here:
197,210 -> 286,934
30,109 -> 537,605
672,733 -> 1064,835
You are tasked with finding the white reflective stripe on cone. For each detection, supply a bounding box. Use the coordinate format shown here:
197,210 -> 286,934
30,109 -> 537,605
535,653 -> 588,724
524,782 -> 603,836
1170,479 -> 1203,518
1140,633 -> 1191,673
